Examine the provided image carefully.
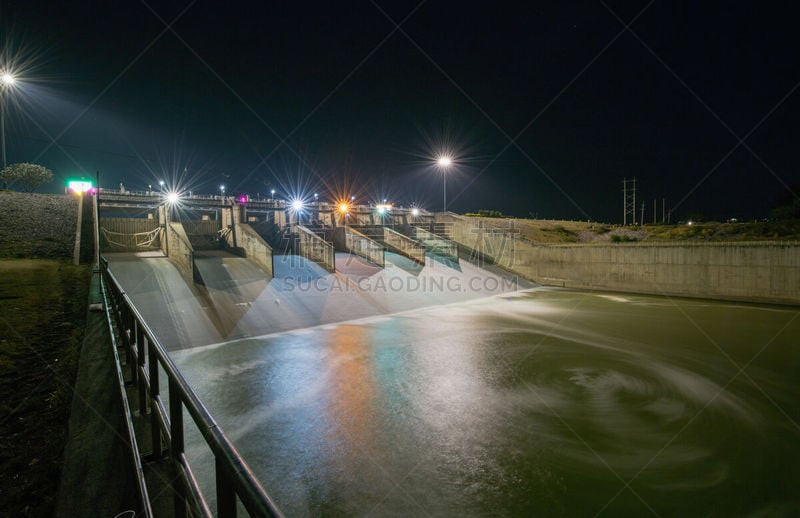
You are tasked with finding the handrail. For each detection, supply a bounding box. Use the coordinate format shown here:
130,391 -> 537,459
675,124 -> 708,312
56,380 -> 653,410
100,256 -> 284,517
99,273 -> 154,517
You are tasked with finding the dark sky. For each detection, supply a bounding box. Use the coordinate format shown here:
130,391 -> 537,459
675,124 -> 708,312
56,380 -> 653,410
2,1 -> 799,222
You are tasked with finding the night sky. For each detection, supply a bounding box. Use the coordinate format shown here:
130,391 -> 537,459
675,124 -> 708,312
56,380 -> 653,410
2,1 -> 799,222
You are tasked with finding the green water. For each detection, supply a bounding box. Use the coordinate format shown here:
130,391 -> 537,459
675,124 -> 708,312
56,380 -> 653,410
173,289 -> 800,516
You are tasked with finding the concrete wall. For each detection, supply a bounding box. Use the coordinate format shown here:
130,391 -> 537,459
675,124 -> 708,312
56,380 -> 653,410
438,215 -> 800,305
99,218 -> 162,252
165,222 -> 195,279
236,223 -> 274,277
182,220 -> 221,235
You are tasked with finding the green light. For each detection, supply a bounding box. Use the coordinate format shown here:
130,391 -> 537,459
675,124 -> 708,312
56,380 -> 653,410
68,179 -> 93,193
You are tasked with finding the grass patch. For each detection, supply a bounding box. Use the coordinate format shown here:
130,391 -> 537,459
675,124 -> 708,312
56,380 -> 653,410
0,260 -> 90,517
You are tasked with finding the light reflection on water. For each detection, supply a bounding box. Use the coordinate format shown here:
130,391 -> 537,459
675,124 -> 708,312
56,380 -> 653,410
173,289 -> 800,516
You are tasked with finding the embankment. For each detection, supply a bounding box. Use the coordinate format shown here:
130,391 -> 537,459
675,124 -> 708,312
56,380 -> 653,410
0,191 -> 93,261
441,215 -> 800,305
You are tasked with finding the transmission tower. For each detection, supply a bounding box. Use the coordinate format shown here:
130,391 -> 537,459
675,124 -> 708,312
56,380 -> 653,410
622,178 -> 637,225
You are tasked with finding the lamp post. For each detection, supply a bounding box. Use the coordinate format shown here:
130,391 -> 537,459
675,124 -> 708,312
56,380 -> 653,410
220,184 -> 225,199
436,156 -> 452,212
1,72 -> 17,174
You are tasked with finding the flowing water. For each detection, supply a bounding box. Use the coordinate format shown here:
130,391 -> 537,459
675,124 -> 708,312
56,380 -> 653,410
172,288 -> 800,516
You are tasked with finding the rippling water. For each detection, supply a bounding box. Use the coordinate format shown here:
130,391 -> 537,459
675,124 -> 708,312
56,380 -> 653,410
173,289 -> 800,516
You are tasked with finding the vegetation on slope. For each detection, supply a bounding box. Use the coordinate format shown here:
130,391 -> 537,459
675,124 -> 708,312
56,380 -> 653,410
0,260 -> 90,517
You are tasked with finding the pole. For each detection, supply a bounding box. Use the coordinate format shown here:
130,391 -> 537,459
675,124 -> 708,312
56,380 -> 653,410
94,171 -> 101,269
622,178 -> 627,225
73,193 -> 84,265
443,171 -> 447,213
1,88 -> 7,185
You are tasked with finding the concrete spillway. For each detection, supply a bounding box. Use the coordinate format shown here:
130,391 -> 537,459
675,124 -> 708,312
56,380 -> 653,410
106,250 -> 533,351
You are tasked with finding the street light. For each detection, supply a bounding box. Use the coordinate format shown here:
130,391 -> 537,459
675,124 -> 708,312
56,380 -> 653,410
1,71 -> 17,171
436,155 -> 453,212
159,180 -> 165,192
220,185 -> 225,198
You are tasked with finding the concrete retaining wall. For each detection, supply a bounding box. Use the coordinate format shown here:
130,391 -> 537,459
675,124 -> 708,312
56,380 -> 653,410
438,215 -> 800,305
236,223 -> 274,277
99,218 -> 161,252
165,222 -> 195,278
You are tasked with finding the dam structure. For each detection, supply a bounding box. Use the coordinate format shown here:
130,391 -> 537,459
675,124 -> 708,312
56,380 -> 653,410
89,190 -> 800,516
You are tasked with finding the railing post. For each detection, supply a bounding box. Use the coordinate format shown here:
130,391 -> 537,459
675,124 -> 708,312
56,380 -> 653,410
216,457 -> 236,517
169,377 -> 187,518
149,338 -> 161,459
137,322 -> 147,415
126,308 -> 138,386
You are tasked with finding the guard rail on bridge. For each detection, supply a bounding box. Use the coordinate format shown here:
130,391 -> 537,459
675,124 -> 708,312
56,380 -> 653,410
100,257 -> 284,517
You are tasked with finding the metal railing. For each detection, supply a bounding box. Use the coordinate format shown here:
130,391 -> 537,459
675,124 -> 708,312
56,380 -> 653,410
100,257 -> 284,517
383,227 -> 425,265
343,226 -> 385,267
294,225 -> 336,272
412,226 -> 459,262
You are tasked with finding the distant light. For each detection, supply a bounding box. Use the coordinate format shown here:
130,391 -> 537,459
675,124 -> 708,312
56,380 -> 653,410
1,73 -> 15,85
376,204 -> 391,214
351,195 -> 355,201
338,203 -> 349,214
67,180 -> 93,194
291,199 -> 304,211
271,189 -> 276,195
239,195 -> 248,204
159,180 -> 165,186
411,208 -> 420,216
687,220 -> 693,226
437,156 -> 452,168
166,191 -> 180,204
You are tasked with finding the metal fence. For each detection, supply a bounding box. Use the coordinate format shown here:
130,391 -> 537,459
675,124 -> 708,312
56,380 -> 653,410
412,226 -> 459,262
294,225 -> 336,272
383,227 -> 425,265
344,227 -> 385,267
100,258 -> 284,517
